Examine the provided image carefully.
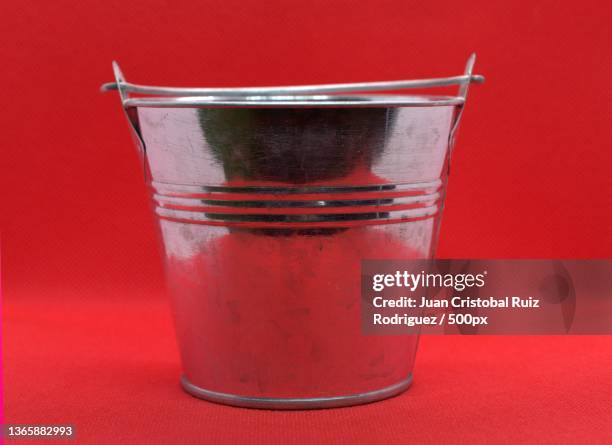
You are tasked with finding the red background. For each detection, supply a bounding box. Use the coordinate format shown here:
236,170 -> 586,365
1,1 -> 611,444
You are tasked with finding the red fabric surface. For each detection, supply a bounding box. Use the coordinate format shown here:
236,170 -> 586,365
1,0 -> 611,296
2,0 -> 612,443
4,293 -> 612,444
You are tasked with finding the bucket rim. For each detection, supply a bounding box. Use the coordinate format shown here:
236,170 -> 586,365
122,93 -> 465,108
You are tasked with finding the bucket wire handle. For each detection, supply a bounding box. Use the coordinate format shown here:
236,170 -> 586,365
109,61 -> 148,176
449,54 -> 477,150
445,53 -> 479,175
101,65 -> 484,99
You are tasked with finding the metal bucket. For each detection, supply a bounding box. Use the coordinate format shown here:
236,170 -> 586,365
103,55 -> 483,409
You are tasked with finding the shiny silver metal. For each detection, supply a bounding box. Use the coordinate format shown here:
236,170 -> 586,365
104,56 -> 483,409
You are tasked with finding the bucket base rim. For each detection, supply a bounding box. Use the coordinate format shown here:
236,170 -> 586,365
180,373 -> 413,410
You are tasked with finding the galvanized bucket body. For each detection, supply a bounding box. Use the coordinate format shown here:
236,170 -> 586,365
104,57 -> 482,409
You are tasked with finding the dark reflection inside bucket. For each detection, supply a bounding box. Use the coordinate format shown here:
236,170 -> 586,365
198,108 -> 394,183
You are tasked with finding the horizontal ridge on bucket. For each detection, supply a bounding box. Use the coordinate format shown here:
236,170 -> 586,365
152,180 -> 443,227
